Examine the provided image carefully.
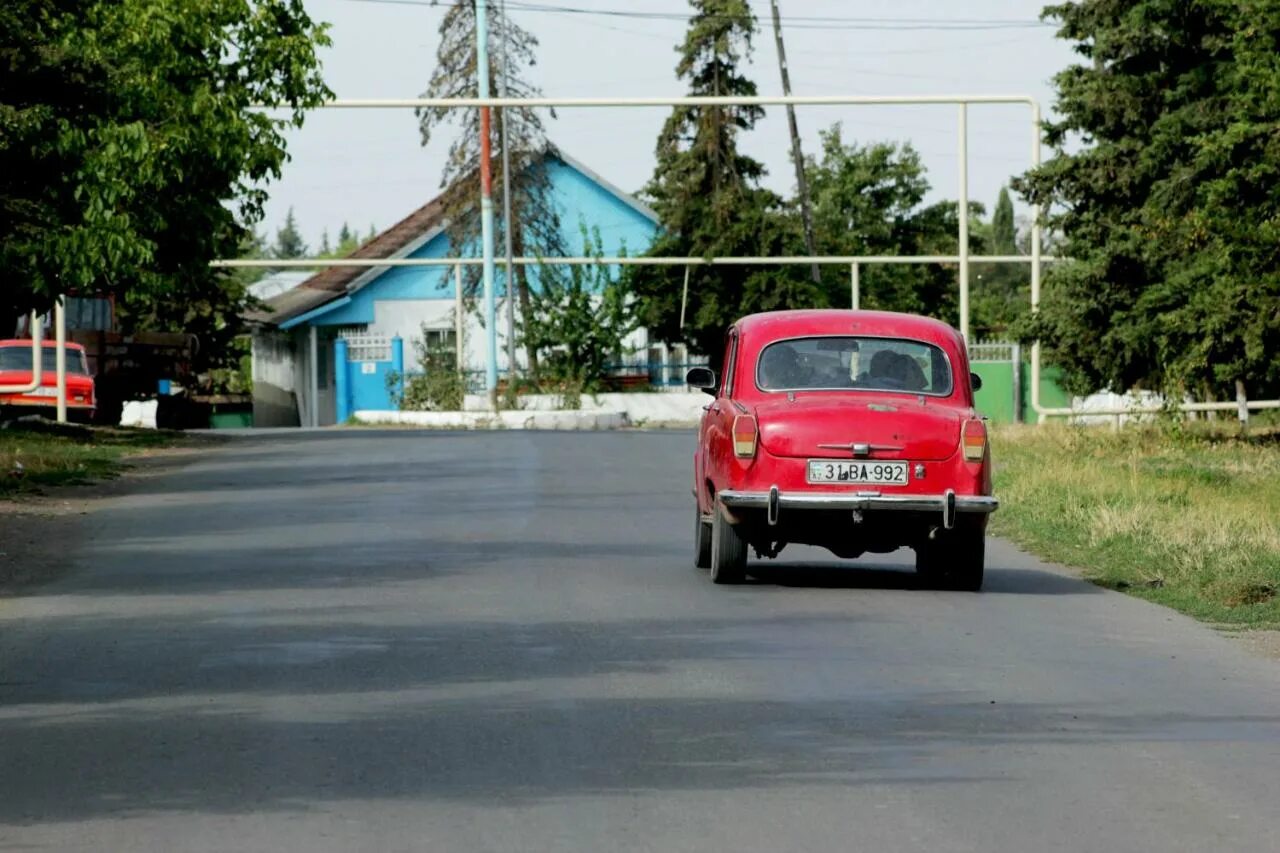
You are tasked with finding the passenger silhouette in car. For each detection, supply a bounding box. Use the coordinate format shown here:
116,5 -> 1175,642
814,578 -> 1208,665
759,344 -> 805,388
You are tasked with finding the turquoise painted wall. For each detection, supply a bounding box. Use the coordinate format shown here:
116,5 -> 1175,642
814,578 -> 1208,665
313,156 -> 658,327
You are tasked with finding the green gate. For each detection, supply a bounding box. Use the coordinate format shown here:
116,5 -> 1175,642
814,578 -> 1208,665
969,343 -> 1070,424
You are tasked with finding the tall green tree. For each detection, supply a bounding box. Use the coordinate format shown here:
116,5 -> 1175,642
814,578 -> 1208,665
0,0 -> 331,379
417,0 -> 563,373
1015,0 -> 1280,399
991,187 -> 1016,256
806,126 -> 981,327
272,207 -> 308,259
631,0 -> 818,362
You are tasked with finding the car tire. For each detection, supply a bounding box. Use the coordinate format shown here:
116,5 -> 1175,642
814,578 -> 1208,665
915,524 -> 984,592
710,509 -> 748,584
694,504 -> 712,569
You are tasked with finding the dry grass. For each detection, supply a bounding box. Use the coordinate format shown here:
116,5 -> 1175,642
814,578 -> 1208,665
990,423 -> 1280,627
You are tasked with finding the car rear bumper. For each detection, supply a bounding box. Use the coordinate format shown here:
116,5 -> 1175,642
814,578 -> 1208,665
718,488 -> 998,529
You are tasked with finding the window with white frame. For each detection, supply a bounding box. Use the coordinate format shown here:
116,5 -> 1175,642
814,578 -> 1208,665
421,328 -> 457,352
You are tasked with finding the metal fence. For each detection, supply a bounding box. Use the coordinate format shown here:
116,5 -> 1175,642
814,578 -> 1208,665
340,333 -> 391,363
968,341 -> 1018,363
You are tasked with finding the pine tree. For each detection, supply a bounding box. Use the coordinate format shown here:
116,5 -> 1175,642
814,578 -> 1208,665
319,228 -> 331,255
992,187 -> 1016,256
327,222 -> 360,257
272,208 -> 307,259
631,0 -> 818,361
417,0 -> 563,374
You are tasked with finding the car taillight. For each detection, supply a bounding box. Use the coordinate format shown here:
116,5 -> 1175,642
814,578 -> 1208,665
733,414 -> 758,459
962,418 -> 987,462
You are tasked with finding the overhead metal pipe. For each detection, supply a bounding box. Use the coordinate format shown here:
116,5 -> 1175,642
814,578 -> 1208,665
1029,99 -> 1048,423
213,254 -> 1063,269
497,0 -> 518,384
475,0 -> 499,411
0,312 -> 44,394
55,297 -> 67,423
298,94 -> 1038,109
957,103 -> 970,342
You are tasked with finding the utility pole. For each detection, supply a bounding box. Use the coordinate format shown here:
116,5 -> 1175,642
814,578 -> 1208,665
476,0 -> 499,411
498,0 -> 518,387
769,0 -> 820,286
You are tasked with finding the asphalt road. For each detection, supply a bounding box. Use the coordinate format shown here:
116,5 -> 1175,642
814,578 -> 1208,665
1,430 -> 1278,853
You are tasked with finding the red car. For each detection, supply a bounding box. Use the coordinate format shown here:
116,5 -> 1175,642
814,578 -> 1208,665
688,310 -> 997,590
0,339 -> 96,422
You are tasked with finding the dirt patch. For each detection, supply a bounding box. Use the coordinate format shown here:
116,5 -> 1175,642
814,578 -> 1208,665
0,505 -> 87,590
1231,630 -> 1280,662
0,445 -> 210,593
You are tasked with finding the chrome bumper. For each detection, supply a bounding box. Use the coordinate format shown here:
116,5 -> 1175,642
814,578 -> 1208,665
718,488 -> 998,530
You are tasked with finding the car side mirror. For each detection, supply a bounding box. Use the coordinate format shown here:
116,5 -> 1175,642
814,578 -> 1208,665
970,372 -> 983,392
686,367 -> 718,396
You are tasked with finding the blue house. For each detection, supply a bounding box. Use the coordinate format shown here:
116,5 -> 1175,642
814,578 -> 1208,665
251,151 -> 688,427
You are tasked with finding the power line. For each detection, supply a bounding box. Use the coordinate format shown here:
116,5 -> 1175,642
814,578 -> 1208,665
337,0 -> 1051,31
501,1 -> 1048,30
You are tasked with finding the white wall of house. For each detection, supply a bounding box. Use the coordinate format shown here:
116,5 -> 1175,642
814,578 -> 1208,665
368,298 -> 655,378
251,329 -> 301,427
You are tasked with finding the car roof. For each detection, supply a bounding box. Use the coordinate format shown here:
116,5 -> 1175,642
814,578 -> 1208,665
0,339 -> 86,350
735,309 -> 962,348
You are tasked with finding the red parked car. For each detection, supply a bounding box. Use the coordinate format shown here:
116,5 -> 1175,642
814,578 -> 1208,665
688,310 -> 997,590
0,340 -> 96,422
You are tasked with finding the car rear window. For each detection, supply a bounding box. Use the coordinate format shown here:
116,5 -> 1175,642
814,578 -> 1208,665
756,336 -> 953,396
0,346 -> 90,375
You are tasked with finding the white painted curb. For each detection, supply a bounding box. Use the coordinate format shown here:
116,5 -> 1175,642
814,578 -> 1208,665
352,410 -> 631,430
460,392 -> 707,424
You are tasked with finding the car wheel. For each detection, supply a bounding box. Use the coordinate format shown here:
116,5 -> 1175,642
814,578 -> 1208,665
710,509 -> 748,584
915,524 -> 984,592
694,504 -> 712,569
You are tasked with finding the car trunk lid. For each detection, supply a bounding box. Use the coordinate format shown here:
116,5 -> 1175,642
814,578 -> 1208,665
755,394 -> 963,461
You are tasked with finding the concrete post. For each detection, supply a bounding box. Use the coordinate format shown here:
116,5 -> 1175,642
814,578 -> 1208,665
334,337 -> 350,422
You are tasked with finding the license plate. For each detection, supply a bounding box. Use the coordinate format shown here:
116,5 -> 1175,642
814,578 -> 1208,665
807,459 -> 908,485
29,387 -> 59,398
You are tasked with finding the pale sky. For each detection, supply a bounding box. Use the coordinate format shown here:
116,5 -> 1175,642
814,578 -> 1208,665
260,0 -> 1078,252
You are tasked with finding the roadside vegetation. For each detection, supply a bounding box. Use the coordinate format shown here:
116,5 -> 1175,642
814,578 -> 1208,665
992,423 -> 1280,629
0,425 -> 185,496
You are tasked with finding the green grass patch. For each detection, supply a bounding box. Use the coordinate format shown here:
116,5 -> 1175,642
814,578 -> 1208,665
0,424 -> 187,496
991,422 -> 1280,628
